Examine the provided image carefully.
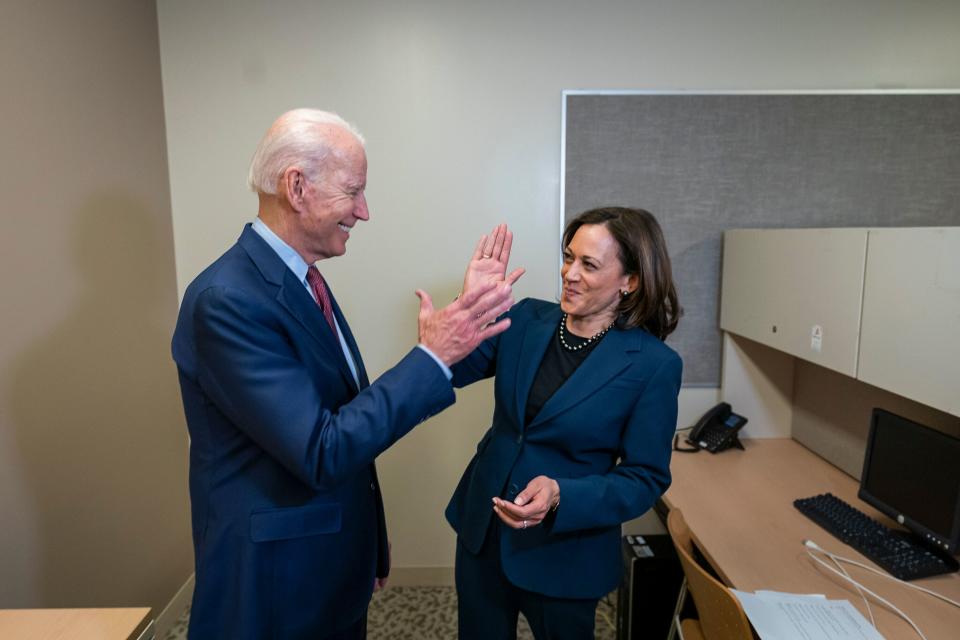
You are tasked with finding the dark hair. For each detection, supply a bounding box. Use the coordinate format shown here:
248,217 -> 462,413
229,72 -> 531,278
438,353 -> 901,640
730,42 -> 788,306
562,207 -> 681,339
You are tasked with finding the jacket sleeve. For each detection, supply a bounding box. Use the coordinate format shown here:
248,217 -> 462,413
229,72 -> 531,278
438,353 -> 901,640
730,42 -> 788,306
450,298 -> 529,388
192,285 -> 455,490
550,353 -> 682,534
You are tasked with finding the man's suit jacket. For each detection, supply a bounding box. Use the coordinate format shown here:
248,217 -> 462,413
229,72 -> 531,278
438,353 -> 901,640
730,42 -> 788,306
172,225 -> 455,639
445,298 -> 682,600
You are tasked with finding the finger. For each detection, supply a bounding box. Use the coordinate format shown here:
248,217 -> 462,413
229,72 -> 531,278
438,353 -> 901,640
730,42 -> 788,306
415,289 -> 434,315
471,235 -> 487,261
505,267 -> 525,286
514,482 -> 544,507
481,227 -> 497,258
495,504 -> 543,528
491,224 -> 507,261
457,279 -> 498,307
495,503 -> 544,527
478,318 -> 511,342
463,281 -> 513,315
474,291 -> 516,323
493,505 -> 523,529
497,495 -> 547,519
497,228 -> 512,263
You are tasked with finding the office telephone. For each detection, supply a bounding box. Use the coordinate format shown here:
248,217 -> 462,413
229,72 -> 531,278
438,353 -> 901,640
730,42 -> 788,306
678,402 -> 748,453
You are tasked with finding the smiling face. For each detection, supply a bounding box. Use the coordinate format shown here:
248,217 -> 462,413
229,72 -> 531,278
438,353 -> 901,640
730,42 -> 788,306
290,127 -> 369,262
561,223 -> 638,328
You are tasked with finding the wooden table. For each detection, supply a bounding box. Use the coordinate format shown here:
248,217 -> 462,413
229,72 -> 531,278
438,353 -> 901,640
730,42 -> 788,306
0,608 -> 153,640
663,438 -> 960,640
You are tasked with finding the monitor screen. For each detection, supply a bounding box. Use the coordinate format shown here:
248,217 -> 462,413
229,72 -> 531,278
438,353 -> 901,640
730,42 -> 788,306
859,409 -> 960,553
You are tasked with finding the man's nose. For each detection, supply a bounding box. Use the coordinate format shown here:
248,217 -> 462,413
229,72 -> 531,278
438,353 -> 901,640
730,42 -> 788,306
354,193 -> 370,221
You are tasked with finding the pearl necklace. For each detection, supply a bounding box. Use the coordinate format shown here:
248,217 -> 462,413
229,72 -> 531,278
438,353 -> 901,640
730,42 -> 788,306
558,313 -> 614,352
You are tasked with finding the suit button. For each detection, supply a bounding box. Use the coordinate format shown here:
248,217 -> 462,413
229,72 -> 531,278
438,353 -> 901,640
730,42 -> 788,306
509,483 -> 519,494
516,434 -> 523,444
370,482 -> 376,491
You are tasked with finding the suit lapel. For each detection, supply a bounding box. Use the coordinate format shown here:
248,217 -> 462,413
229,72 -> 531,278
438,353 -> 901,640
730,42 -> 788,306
513,305 -> 561,426
327,286 -> 369,389
238,226 -> 359,394
527,323 -> 641,430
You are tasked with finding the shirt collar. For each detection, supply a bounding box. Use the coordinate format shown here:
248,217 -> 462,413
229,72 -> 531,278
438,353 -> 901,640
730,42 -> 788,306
251,217 -> 312,285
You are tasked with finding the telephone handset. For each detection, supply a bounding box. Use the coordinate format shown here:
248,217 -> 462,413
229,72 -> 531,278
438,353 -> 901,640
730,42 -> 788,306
677,402 -> 748,453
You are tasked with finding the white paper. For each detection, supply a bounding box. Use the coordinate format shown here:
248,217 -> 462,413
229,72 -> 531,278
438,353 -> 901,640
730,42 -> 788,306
732,589 -> 885,640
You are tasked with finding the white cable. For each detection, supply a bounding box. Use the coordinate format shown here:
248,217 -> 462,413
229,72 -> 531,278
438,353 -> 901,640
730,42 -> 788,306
806,541 -> 875,627
804,539 -> 960,609
804,545 -> 927,640
828,548 -> 876,627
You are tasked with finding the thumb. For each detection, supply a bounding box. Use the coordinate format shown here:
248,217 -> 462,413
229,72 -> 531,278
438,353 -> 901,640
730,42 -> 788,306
515,485 -> 538,506
506,267 -> 526,286
415,289 -> 434,315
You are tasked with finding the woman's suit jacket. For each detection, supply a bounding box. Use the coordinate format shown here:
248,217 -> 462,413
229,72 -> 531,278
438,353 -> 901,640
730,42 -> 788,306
446,298 -> 682,599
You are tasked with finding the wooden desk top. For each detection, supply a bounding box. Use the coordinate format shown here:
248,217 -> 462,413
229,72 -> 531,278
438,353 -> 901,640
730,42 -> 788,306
663,438 -> 960,640
0,608 -> 152,640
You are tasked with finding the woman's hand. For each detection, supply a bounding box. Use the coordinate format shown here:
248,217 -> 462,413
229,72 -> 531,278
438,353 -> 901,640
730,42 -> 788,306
462,224 -> 525,298
492,475 -> 560,530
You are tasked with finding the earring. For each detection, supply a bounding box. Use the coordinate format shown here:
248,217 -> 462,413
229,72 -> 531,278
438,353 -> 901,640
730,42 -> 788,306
619,290 -> 628,298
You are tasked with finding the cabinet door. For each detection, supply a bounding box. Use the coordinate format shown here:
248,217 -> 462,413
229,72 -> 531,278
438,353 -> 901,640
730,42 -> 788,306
720,229 -> 868,377
858,228 -> 960,417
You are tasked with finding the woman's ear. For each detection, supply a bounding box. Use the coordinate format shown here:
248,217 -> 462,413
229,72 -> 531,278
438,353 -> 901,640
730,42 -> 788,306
625,273 -> 640,295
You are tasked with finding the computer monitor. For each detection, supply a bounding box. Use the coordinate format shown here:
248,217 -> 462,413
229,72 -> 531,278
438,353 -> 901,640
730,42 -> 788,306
859,409 -> 960,554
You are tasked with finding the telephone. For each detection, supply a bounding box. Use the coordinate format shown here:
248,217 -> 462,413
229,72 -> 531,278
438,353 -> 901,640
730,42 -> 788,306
677,402 -> 748,453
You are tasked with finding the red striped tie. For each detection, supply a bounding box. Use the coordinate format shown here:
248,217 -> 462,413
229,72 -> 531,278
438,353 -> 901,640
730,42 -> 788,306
306,266 -> 337,335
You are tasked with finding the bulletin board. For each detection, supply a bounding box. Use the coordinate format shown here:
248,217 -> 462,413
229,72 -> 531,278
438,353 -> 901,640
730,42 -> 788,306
562,91 -> 960,386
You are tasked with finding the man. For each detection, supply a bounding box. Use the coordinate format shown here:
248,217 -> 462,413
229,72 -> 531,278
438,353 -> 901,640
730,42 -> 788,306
172,109 -> 521,639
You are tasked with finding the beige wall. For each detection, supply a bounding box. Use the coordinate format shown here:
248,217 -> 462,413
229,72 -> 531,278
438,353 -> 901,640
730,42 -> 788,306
0,0 -> 192,614
792,360 -> 960,478
156,0 -> 960,570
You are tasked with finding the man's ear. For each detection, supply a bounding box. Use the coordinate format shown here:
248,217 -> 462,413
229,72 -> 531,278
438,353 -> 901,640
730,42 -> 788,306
282,167 -> 306,211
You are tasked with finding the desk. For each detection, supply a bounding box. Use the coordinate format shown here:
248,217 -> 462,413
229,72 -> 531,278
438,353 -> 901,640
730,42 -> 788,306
0,608 -> 153,640
662,438 -> 960,639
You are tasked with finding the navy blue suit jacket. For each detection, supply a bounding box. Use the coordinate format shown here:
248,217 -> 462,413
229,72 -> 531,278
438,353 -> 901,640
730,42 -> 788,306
172,225 -> 455,639
445,298 -> 682,599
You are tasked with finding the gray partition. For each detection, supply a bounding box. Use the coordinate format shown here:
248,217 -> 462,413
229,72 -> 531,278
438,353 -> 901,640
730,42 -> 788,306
563,92 -> 960,386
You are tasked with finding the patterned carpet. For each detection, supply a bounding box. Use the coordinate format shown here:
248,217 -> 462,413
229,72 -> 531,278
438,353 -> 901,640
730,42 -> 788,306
162,586 -> 618,639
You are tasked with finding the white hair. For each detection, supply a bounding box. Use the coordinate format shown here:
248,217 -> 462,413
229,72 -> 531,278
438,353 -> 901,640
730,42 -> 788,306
247,109 -> 365,195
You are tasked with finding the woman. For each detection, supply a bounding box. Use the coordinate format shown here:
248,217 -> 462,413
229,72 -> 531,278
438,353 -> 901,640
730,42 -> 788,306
447,207 -> 683,639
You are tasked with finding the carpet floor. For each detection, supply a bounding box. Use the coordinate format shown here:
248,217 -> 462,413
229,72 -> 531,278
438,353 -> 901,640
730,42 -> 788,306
162,586 -> 619,639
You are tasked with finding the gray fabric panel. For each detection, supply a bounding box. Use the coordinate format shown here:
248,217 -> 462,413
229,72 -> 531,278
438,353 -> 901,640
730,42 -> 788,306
564,93 -> 960,385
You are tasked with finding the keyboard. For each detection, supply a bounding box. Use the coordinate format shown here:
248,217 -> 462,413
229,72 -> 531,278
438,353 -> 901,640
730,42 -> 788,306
793,493 -> 960,581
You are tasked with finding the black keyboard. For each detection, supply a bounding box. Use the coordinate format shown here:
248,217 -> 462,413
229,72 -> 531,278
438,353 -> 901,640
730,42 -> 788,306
794,493 -> 960,581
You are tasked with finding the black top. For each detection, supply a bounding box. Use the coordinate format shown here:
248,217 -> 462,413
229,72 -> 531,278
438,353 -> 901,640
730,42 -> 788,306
524,320 -> 607,426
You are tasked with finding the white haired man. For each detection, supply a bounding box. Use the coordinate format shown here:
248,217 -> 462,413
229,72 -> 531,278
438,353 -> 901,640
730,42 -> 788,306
172,109 -> 522,639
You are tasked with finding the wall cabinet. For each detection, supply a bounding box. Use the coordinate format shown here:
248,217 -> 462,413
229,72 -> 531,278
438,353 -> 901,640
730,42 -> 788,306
720,229 -> 868,378
720,227 -> 959,417
857,228 -> 960,416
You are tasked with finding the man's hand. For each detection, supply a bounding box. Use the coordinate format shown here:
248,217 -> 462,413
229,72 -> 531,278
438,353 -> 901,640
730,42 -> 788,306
462,224 -> 525,296
416,280 -> 515,366
492,475 -> 560,530
373,542 -> 391,592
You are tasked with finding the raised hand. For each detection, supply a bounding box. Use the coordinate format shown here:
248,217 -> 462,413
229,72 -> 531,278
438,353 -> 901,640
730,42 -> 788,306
416,279 -> 515,366
462,224 -> 525,296
492,475 -> 560,530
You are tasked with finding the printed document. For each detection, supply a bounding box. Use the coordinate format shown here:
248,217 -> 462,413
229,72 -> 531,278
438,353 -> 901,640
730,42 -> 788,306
732,589 -> 885,640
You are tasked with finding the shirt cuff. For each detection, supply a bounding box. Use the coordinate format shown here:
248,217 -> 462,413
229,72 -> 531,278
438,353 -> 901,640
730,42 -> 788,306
416,344 -> 453,380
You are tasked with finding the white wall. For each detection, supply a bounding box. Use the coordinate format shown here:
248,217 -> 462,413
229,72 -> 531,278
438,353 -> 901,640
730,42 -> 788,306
157,0 -> 960,570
